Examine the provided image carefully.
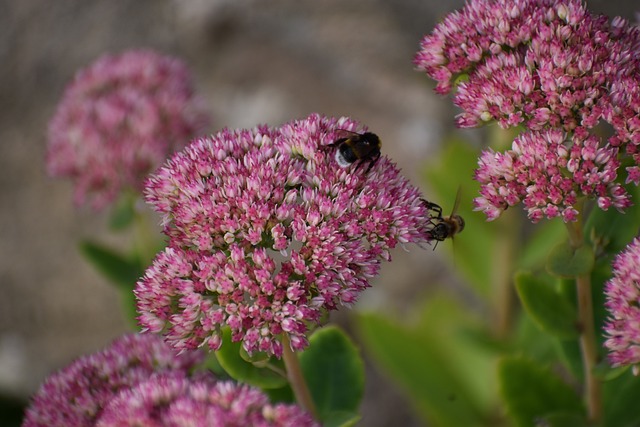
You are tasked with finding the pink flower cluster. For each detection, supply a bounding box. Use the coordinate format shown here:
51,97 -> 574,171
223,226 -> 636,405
415,0 -> 640,222
137,113 -> 435,357
22,333 -> 316,427
604,238 -> 640,372
414,0 -> 639,132
22,333 -> 204,426
95,372 -> 318,427
47,49 -> 210,210
474,129 -> 630,222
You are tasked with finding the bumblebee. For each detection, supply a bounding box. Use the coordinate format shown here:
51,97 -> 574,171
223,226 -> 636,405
423,190 -> 465,247
329,130 -> 381,173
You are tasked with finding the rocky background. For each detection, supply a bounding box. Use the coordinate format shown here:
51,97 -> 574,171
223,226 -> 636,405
1,0 -> 637,425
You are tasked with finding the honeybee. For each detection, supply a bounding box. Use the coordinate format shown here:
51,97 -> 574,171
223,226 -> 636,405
424,189 -> 465,248
328,130 -> 381,173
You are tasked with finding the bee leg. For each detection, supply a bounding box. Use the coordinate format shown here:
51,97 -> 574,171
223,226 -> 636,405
428,233 -> 441,251
421,199 -> 443,219
364,153 -> 380,174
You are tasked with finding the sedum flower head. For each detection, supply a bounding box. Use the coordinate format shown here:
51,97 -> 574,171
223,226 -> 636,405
95,371 -> 318,426
474,129 -> 630,222
137,113 -> 436,357
22,333 -> 204,427
416,0 -> 640,222
46,49 -> 211,210
414,0 -> 640,135
604,238 -> 640,372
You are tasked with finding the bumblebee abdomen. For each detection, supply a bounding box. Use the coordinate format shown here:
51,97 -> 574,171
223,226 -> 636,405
339,143 -> 359,163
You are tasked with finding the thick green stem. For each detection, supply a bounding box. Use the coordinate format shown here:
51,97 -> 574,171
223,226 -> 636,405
281,334 -> 318,420
565,214 -> 601,423
492,207 -> 518,339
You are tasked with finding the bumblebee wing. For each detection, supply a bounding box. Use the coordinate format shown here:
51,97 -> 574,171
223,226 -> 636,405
335,129 -> 360,137
326,129 -> 357,147
334,129 -> 362,141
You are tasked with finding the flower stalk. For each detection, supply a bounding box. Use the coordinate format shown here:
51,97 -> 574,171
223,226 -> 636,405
492,208 -> 518,339
490,126 -> 519,339
282,334 -> 318,420
565,208 -> 601,423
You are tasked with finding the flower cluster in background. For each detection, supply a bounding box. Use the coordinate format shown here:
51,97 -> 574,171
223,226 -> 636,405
415,0 -> 640,222
604,238 -> 640,373
46,49 -> 211,210
136,113 -> 436,357
22,333 -> 317,427
95,371 -> 318,427
22,333 -> 203,426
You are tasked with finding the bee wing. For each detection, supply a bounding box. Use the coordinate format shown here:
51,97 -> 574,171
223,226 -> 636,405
449,187 -> 463,265
449,186 -> 462,217
326,129 -> 358,147
335,129 -> 361,137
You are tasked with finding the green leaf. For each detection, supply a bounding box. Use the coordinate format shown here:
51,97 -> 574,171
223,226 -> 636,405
264,385 -> 294,404
517,218 -> 566,270
498,357 -> 584,427
322,411 -> 361,427
594,361 -> 628,382
512,311 -> 559,364
79,240 -> 143,290
356,295 -> 493,426
203,352 -> 228,377
534,412 -> 588,427
108,191 -> 136,230
556,339 -> 582,382
603,370 -> 640,427
547,277 -> 581,381
555,260 -> 610,374
239,347 -> 271,367
514,272 -> 579,339
299,326 -> 364,424
546,242 -> 594,278
119,287 -> 139,327
215,327 -> 287,389
414,295 -> 500,413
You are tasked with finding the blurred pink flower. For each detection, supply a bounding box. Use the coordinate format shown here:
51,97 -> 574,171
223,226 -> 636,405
46,49 -> 210,210
95,371 -> 318,427
474,129 -> 630,222
137,113 -> 436,357
22,333 -> 204,427
604,238 -> 640,372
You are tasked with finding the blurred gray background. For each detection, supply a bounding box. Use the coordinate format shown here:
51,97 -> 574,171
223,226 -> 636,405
1,0 -> 638,425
